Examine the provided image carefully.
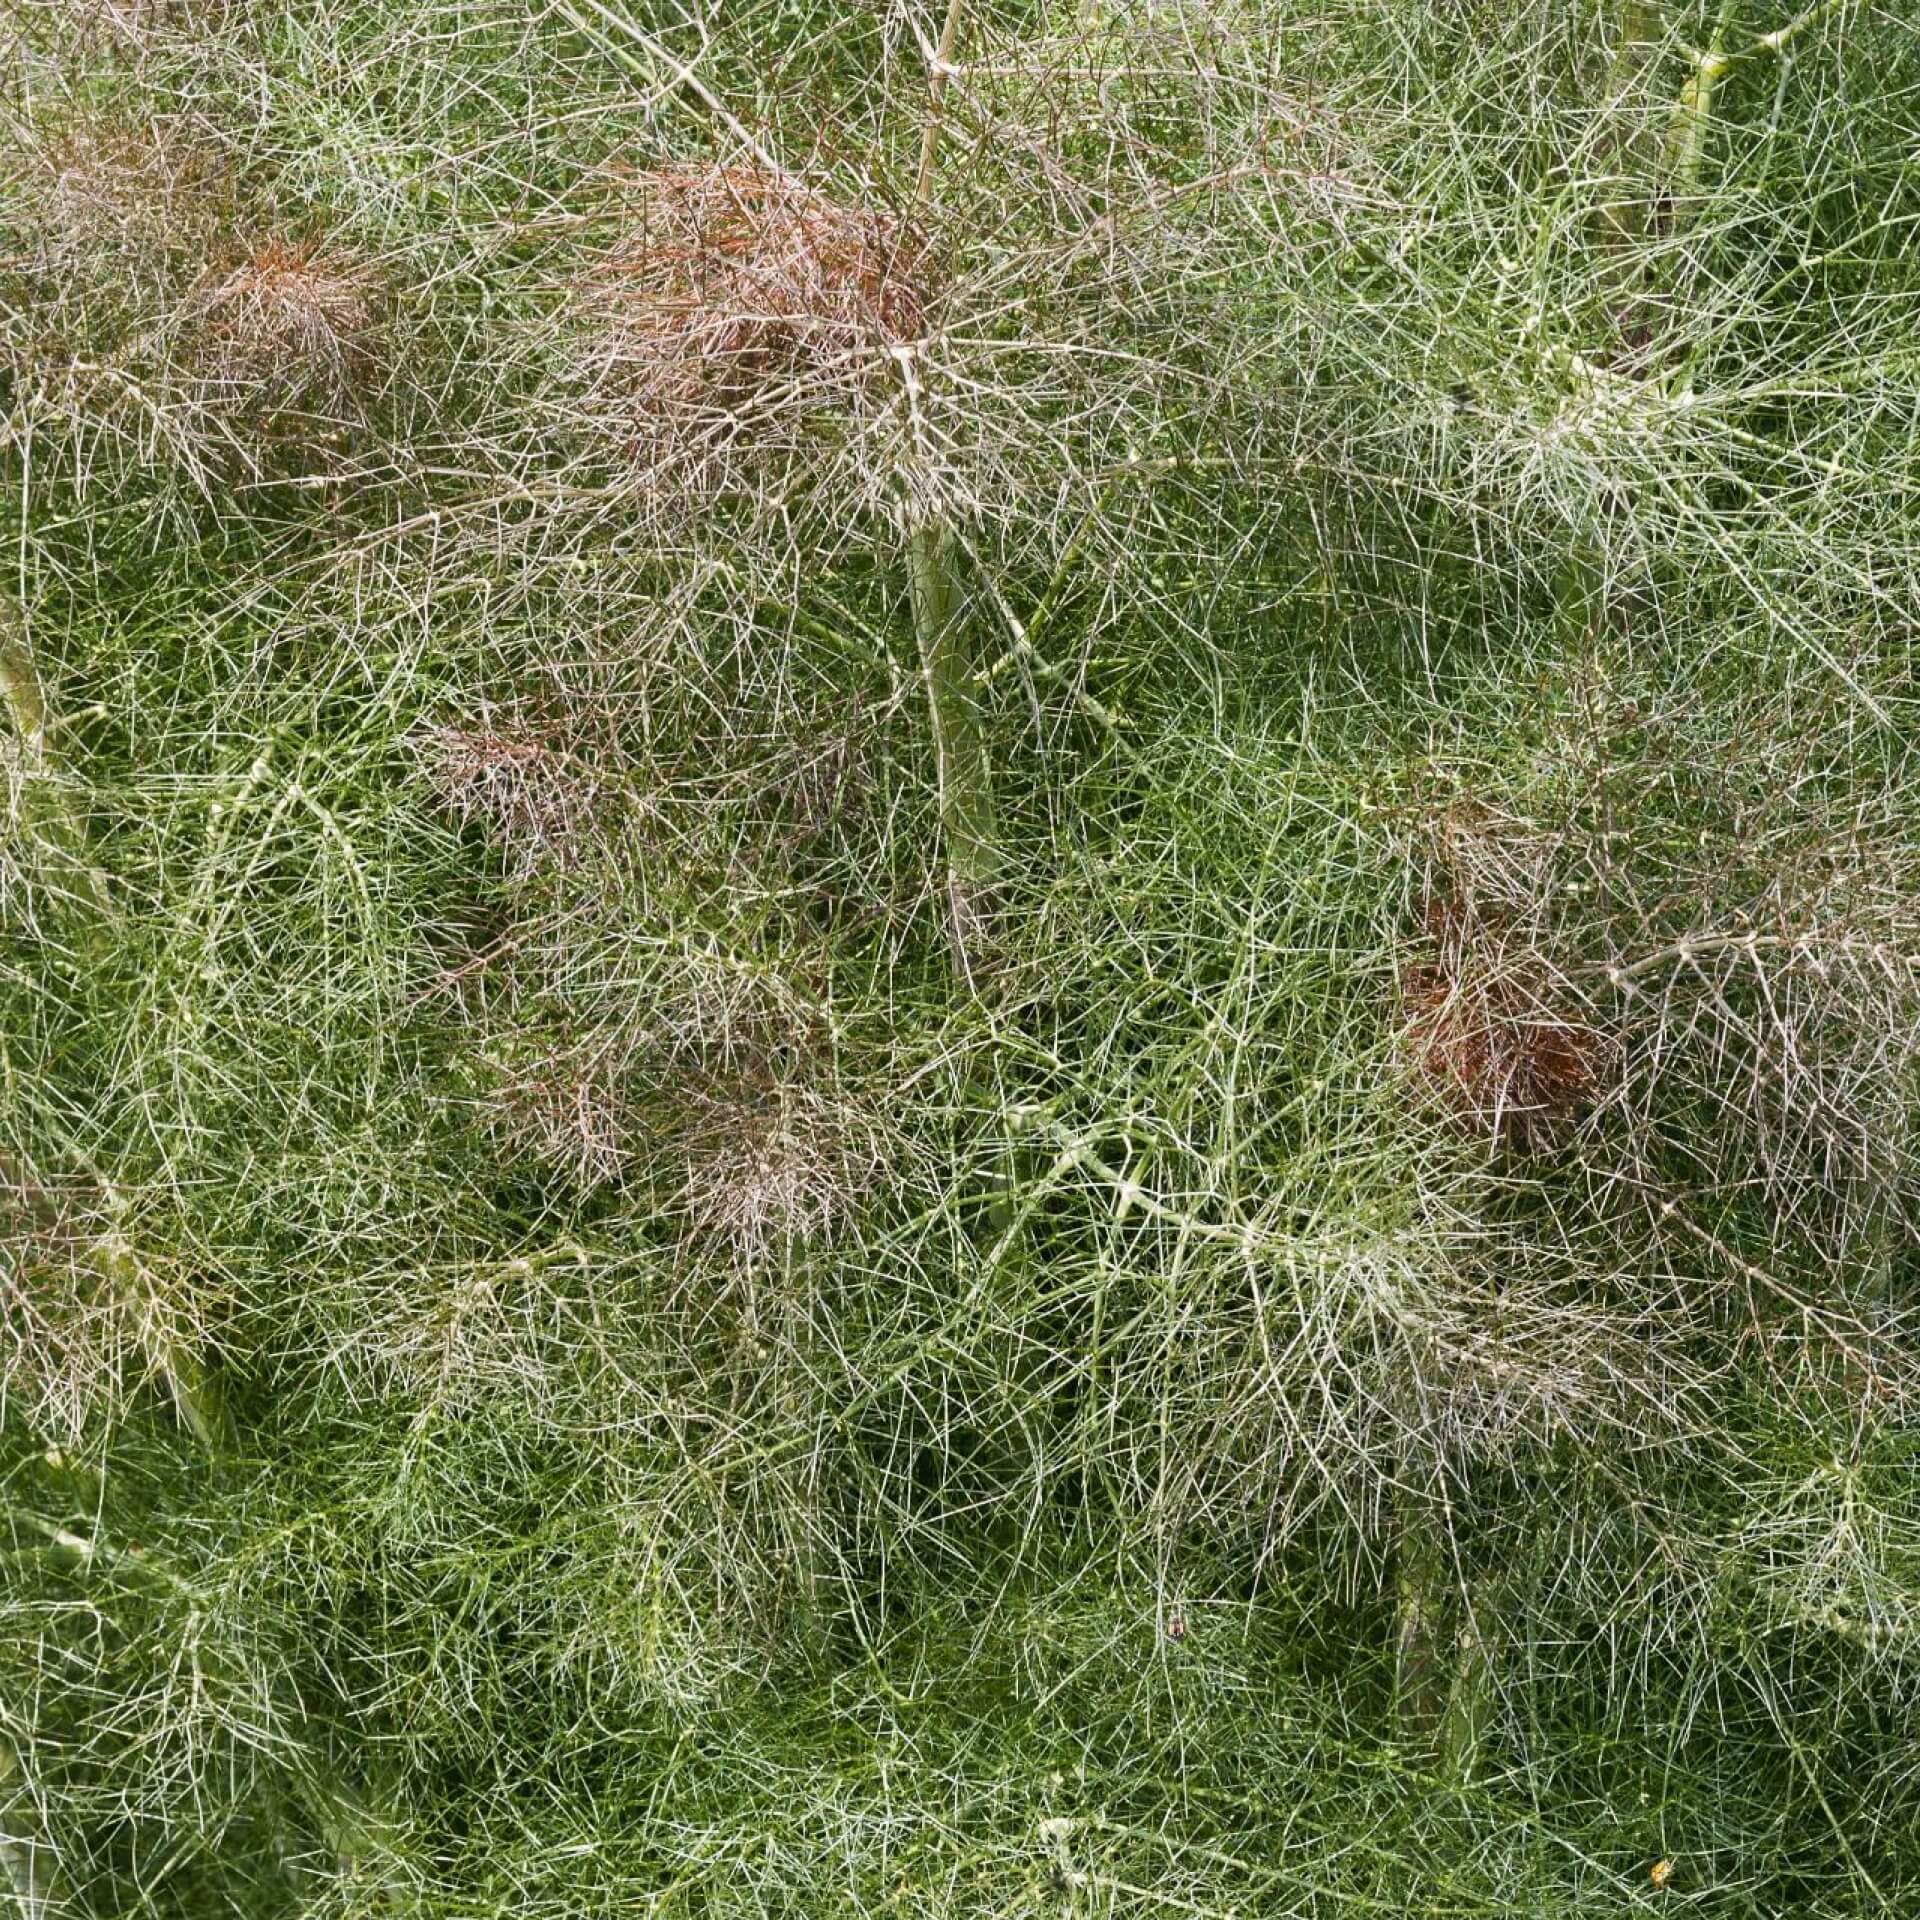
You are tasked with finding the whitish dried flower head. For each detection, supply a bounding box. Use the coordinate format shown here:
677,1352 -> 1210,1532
682,1083 -> 863,1260
24,116 -> 227,272
421,717 -> 617,874
488,1046 -> 630,1189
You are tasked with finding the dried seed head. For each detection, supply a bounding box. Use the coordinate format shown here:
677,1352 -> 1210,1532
421,714 -> 619,874
487,1045 -> 630,1188
681,1080 -> 862,1260
573,162 -> 930,483
24,115 -> 227,272
186,234 -> 385,418
55,0 -> 223,51
1418,794 -> 1558,923
1401,898 -> 1614,1150
0,1163 -> 203,1444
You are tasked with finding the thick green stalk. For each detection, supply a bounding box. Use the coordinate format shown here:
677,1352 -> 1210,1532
1663,0 -> 1738,212
1393,1489 -> 1491,1782
1600,1 -> 1669,254
909,520 -> 1001,967
1641,0 -> 1838,250
1393,1494 -> 1450,1751
906,0 -> 1002,970
1601,0 -> 1739,229
1440,1596 -> 1495,1785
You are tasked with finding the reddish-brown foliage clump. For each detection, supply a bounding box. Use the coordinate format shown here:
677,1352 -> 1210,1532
1401,897 -> 1614,1150
187,233 -> 385,416
573,162 -> 930,473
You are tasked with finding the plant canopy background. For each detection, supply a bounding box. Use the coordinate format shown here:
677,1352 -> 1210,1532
3,0 -> 1920,1912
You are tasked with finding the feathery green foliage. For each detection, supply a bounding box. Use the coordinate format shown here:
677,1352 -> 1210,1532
4,0 -> 1920,1912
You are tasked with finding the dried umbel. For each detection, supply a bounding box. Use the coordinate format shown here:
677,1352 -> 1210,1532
0,1160 -> 221,1446
1418,795 -> 1559,923
1401,899 -> 1614,1150
2,1163 -> 106,1440
680,1080 -> 863,1260
486,1043 -> 631,1188
21,115 -> 228,274
184,234 -> 386,419
421,714 -> 623,874
572,162 -> 930,484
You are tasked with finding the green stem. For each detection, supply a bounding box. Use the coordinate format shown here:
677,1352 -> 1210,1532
902,0 -> 1001,970
1393,1489 -> 1490,1782
1741,0 -> 1850,62
1393,1494 -> 1450,1750
1397,1520 -> 1443,1751
1600,2 -> 1669,255
909,520 -> 1001,966
1441,1596 -> 1495,1786
1663,0 -> 1738,212
913,0 -> 968,211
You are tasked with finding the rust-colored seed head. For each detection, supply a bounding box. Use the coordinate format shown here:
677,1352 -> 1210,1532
1401,900 -> 1613,1149
189,234 -> 384,415
574,162 -> 929,474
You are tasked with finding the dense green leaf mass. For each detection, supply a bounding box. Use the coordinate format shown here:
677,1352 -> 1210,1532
4,0 -> 1920,1912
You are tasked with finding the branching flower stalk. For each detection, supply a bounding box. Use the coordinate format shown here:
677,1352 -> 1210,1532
11,1496 -> 408,1905
906,458 -> 1001,970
